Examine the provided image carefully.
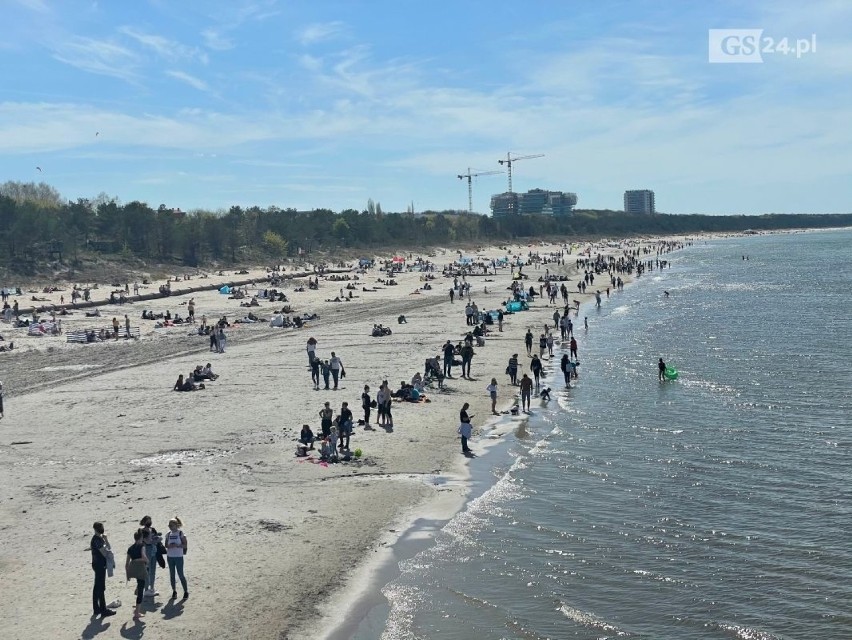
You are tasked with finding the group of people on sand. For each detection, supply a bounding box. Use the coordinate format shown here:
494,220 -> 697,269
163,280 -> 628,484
90,515 -> 189,622
306,338 -> 346,390
173,363 -> 219,391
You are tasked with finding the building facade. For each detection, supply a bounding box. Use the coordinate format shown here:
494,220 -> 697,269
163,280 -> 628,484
491,189 -> 577,217
624,189 -> 655,214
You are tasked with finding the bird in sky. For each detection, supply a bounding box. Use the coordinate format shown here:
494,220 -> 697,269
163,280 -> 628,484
36,166 -> 42,172
95,132 -> 99,137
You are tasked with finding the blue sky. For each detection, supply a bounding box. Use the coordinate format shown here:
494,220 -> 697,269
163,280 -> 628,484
2,0 -> 851,215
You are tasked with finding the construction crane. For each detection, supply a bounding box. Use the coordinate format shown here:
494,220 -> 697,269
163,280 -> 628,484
498,152 -> 545,193
457,167 -> 503,213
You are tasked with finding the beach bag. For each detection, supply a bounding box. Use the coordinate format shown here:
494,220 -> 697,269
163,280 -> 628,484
128,558 -> 147,581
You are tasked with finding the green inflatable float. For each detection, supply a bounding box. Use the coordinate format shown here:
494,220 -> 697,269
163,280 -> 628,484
664,366 -> 679,380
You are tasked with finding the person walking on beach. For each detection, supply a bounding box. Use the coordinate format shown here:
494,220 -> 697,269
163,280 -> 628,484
530,355 -> 543,389
321,360 -> 331,390
519,374 -> 533,413
382,380 -> 394,427
124,314 -> 131,338
460,342 -> 474,379
112,317 -> 120,339
560,354 -> 570,387
0,380 -> 4,419
187,298 -> 195,322
486,378 -> 499,415
376,383 -> 389,427
329,352 -> 345,389
658,358 -> 667,382
525,329 -> 533,356
310,356 -> 320,390
361,385 -> 372,428
139,516 -> 161,598
91,522 -> 116,618
507,354 -> 519,385
216,327 -> 227,353
443,340 -> 455,379
306,337 -> 317,366
497,309 -> 504,332
449,288 -> 455,304
569,336 -> 578,359
164,517 -> 189,601
126,529 -> 148,621
458,403 -> 473,455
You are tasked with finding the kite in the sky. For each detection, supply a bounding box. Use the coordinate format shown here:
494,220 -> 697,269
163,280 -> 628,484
36,166 -> 42,172
95,132 -> 99,137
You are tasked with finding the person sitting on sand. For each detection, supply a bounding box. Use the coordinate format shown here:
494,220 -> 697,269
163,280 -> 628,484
173,374 -> 204,392
299,425 -> 315,449
411,372 -> 424,392
201,363 -> 218,380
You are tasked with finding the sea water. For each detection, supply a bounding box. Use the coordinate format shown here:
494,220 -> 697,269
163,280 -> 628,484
379,229 -> 852,639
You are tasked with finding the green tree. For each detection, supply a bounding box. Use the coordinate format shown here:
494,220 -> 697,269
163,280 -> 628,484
263,230 -> 289,256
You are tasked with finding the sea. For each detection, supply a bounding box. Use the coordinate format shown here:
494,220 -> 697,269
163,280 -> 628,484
366,229 -> 852,640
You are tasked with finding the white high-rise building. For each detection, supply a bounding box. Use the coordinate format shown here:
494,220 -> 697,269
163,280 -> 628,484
624,189 -> 655,214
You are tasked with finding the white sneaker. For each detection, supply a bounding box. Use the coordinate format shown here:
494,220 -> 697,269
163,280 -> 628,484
144,589 -> 159,598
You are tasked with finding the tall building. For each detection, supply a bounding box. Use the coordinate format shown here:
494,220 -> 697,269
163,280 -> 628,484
490,192 -> 520,217
491,189 -> 577,217
624,189 -> 655,214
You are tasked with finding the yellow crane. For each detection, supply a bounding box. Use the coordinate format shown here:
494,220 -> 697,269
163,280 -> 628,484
457,167 -> 503,213
498,152 -> 544,193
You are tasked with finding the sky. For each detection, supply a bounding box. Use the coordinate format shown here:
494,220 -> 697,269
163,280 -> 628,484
2,0 -> 851,215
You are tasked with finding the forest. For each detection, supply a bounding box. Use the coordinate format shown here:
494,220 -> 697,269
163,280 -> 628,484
2,181 -> 851,270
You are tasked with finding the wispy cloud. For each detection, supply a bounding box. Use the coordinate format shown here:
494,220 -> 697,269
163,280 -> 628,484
11,0 -> 50,13
296,21 -> 346,46
119,26 -> 208,64
52,36 -> 139,82
201,28 -> 234,51
165,70 -> 209,92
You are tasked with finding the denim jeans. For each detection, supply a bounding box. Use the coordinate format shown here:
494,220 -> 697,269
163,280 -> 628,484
167,556 -> 188,592
331,369 -> 340,388
145,543 -> 157,590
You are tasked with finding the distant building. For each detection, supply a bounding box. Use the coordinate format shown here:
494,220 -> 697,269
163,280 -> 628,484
490,192 -> 520,217
624,189 -> 655,214
491,188 -> 577,217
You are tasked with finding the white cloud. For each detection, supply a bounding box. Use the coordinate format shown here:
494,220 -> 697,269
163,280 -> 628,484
165,70 -> 210,92
52,37 -> 140,82
201,28 -> 234,51
119,27 -> 207,64
296,21 -> 346,46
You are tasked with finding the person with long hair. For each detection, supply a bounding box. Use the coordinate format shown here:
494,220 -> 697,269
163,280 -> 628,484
164,517 -> 189,600
125,529 -> 148,621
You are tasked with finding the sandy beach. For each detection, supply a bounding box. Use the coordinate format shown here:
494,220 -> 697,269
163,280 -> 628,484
0,238 -> 677,640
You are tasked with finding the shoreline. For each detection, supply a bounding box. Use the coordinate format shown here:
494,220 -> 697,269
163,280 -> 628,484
309,245 -> 676,639
0,237 -> 686,640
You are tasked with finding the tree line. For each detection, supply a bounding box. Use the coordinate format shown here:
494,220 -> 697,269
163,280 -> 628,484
1,181 -> 851,271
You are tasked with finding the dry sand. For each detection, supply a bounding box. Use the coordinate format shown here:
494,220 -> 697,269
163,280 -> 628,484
0,239 -> 659,640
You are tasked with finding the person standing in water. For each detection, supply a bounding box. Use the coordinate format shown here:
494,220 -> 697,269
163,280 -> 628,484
658,358 -> 666,382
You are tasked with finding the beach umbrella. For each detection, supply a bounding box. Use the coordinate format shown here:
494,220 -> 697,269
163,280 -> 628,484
392,256 -> 405,263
